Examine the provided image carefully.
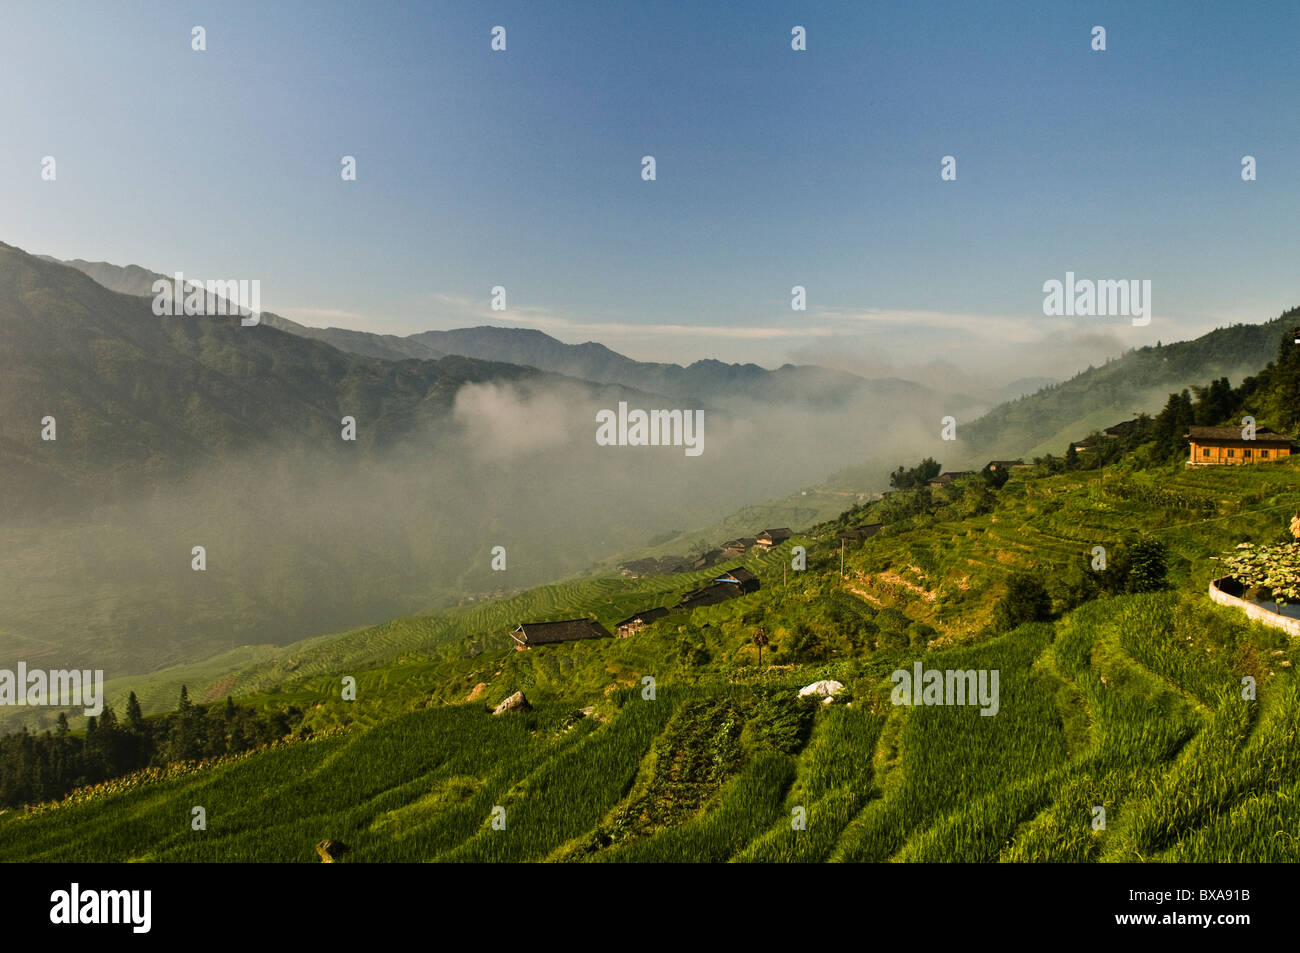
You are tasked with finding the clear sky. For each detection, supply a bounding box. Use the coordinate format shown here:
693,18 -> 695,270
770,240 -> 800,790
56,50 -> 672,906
3,0 -> 1298,379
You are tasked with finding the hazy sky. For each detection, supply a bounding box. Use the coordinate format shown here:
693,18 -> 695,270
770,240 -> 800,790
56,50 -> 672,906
4,1 -> 1298,377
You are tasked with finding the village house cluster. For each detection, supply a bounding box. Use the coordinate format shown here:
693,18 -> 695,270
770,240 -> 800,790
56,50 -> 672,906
510,535 -> 787,650
617,527 -> 794,578
508,418 -> 1298,652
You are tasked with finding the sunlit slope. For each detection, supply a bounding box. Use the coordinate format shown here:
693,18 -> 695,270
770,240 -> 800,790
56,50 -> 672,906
3,459 -> 1297,862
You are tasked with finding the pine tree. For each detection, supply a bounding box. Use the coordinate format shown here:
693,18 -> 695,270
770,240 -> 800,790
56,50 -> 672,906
1127,538 -> 1169,592
125,691 -> 145,733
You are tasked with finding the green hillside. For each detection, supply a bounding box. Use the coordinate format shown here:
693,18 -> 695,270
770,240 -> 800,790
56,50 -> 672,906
2,243 -> 864,679
959,307 -> 1299,461
4,447 -> 1297,862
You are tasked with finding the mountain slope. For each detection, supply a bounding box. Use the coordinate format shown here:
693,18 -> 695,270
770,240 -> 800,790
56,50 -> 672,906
4,449 -> 1296,862
961,310 -> 1299,461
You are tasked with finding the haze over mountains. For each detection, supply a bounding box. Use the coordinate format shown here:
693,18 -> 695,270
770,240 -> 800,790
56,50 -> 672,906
0,244 -> 951,682
3,244 -> 1293,697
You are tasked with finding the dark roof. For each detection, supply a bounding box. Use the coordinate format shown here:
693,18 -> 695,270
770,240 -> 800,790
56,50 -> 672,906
1104,418 -> 1144,437
758,527 -> 793,542
842,522 -> 884,540
722,537 -> 757,551
511,618 -> 612,646
984,459 -> 1025,469
677,585 -> 743,608
714,566 -> 758,585
615,606 -> 670,629
1185,426 -> 1292,444
691,549 -> 723,568
929,471 -> 975,485
619,557 -> 658,573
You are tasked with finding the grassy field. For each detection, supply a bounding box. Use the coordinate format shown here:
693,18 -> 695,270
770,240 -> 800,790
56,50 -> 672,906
2,458 -> 1297,861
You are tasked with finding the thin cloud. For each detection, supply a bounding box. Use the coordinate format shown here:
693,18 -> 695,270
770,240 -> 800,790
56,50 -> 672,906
279,307 -> 371,326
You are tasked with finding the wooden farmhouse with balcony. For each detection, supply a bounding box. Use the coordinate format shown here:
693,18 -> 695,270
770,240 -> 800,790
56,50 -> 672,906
756,528 -> 793,549
1184,426 -> 1294,467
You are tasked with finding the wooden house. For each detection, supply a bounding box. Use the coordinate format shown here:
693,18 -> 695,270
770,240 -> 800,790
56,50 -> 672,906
510,618 -> 612,650
676,566 -> 760,609
713,567 -> 759,591
722,537 -> 757,555
841,522 -> 884,542
756,528 -> 793,549
1104,417 -> 1146,438
618,557 -> 658,578
1184,426 -> 1294,467
927,471 -> 976,488
614,607 -> 670,637
690,548 -> 724,570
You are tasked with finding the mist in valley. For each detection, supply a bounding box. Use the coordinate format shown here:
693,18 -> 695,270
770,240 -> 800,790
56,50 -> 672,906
0,375 -> 951,703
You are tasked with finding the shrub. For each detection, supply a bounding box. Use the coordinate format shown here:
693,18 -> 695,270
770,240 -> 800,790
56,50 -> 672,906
992,572 -> 1053,631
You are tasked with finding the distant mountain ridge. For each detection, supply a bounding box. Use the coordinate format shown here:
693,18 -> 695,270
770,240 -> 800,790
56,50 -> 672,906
3,244 -> 654,507
44,255 -> 924,408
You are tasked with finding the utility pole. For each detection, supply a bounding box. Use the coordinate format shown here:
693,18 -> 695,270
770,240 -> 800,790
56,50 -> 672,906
841,539 -> 845,579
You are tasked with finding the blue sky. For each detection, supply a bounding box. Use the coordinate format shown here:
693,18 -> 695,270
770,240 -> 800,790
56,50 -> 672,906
3,0 -> 1298,378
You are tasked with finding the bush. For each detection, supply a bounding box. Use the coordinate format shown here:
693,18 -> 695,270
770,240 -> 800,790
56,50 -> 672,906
992,572 -> 1053,631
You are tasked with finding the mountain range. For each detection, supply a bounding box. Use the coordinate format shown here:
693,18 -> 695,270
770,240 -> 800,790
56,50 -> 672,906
5,243 -> 1296,685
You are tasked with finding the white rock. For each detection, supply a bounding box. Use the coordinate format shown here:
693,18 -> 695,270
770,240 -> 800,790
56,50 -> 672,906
493,691 -> 532,715
798,680 -> 845,700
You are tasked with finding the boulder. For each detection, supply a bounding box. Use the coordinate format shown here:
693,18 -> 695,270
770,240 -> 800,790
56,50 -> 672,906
493,691 -> 532,715
798,680 -> 845,702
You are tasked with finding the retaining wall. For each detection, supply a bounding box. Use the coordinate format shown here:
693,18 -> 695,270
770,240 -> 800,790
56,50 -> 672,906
1209,577 -> 1300,637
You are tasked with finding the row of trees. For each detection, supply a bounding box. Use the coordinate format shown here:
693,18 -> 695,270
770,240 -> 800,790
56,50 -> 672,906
0,687 -> 303,809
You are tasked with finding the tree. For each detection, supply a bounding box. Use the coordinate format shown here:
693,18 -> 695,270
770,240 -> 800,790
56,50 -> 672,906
1127,538 -> 1169,592
992,571 -> 1053,631
981,465 -> 1011,490
890,457 -> 941,490
1193,377 -> 1235,426
752,626 -> 769,666
1152,389 -> 1195,461
125,691 -> 145,733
